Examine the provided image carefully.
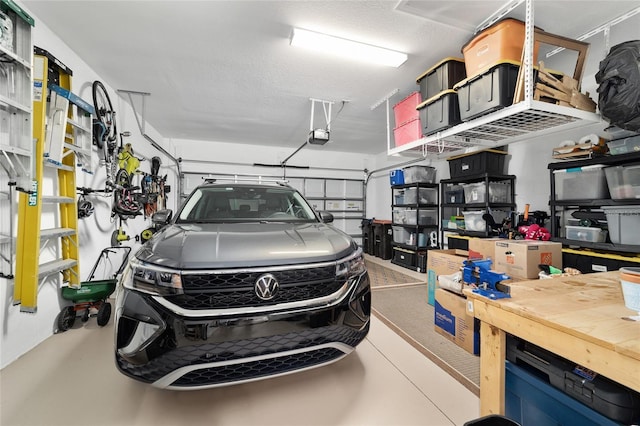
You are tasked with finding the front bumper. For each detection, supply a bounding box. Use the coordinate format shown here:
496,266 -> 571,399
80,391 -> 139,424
114,271 -> 370,389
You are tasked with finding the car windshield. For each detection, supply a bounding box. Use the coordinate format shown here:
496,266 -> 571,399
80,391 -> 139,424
176,185 -> 318,223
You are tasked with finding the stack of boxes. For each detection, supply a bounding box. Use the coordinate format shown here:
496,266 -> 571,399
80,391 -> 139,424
408,18 -> 579,143
427,238 -> 563,356
415,58 -> 466,136
392,91 -> 422,147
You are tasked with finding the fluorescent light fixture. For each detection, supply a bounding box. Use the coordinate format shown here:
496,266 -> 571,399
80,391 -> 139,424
290,27 -> 408,67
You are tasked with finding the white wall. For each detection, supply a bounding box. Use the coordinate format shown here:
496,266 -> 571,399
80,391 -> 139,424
0,3 -> 178,368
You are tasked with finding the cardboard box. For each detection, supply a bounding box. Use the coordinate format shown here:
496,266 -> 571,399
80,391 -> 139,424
434,288 -> 480,355
426,249 -> 468,305
468,237 -> 503,261
494,240 -> 562,279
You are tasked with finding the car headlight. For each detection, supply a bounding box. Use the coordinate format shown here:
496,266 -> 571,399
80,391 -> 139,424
123,257 -> 184,296
336,248 -> 366,280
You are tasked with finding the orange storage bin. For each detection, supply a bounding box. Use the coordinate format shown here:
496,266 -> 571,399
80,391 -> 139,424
462,18 -> 539,78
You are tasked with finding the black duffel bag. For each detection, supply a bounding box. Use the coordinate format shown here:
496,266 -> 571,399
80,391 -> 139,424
596,40 -> 640,132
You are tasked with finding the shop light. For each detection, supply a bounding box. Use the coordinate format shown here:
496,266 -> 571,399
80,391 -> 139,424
290,27 -> 408,67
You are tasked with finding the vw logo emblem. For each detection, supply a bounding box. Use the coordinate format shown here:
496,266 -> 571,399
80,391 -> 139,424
255,273 -> 279,300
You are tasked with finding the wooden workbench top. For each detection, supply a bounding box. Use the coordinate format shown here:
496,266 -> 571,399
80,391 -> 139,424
465,271 -> 640,362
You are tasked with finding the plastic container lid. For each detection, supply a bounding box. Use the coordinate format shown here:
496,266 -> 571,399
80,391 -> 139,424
601,205 -> 640,214
553,164 -> 606,174
416,57 -> 465,83
620,267 -> 640,276
416,89 -> 457,109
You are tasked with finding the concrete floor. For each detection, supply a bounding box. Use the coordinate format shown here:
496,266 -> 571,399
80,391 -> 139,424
1,306 -> 479,426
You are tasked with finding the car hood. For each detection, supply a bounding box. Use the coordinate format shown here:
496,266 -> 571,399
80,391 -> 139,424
135,222 -> 355,269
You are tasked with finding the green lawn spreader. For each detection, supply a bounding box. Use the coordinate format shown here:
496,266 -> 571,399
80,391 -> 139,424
56,246 -> 131,332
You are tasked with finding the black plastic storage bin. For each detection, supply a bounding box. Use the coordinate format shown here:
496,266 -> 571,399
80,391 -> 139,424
506,335 -> 640,425
444,184 -> 465,204
446,234 -> 469,250
373,222 -> 392,260
417,251 -> 427,272
392,246 -> 416,268
447,149 -> 507,178
416,57 -> 467,100
563,251 -> 640,274
455,60 -> 520,122
417,90 -> 462,136
361,219 -> 374,254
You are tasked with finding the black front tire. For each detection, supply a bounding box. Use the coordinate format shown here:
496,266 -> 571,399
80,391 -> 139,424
57,306 -> 76,332
97,302 -> 112,327
92,80 -> 117,143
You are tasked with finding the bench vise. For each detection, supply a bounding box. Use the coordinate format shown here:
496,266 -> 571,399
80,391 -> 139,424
462,259 -> 511,299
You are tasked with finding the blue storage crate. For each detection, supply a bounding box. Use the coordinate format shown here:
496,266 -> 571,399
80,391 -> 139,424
505,361 -> 620,426
390,169 -> 404,185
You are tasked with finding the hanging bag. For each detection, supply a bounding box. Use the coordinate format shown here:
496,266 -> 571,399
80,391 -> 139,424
596,40 -> 640,132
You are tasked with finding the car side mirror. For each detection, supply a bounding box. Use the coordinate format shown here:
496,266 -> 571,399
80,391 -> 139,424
319,211 -> 334,223
152,209 -> 173,227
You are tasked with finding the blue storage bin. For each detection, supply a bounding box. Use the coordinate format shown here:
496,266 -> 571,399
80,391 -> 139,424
505,361 -> 620,426
390,169 -> 404,185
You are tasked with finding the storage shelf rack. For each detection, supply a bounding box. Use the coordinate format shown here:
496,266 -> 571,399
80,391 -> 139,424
390,181 -> 439,272
391,182 -> 439,249
386,0 -> 607,159
549,150 -> 640,256
388,99 -> 605,158
440,173 -> 516,243
0,0 -> 34,191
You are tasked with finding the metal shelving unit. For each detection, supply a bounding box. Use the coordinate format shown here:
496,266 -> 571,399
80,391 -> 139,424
0,0 -> 33,280
386,0 -> 606,159
389,100 -> 605,158
0,0 -> 34,191
390,182 -> 439,272
549,151 -> 640,256
440,173 -> 516,244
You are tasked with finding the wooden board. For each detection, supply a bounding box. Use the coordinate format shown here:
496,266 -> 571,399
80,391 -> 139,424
469,271 -> 640,362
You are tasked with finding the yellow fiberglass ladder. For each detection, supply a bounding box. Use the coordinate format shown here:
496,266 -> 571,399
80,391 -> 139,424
14,47 -> 93,312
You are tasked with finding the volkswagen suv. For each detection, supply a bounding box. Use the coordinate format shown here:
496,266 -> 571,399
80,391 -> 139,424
114,180 -> 370,389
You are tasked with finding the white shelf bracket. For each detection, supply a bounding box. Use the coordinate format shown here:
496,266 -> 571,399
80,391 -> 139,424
371,89 -> 400,155
524,0 -> 534,103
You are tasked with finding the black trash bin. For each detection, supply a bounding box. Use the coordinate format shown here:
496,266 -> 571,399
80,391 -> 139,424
373,222 -> 392,260
360,219 -> 373,255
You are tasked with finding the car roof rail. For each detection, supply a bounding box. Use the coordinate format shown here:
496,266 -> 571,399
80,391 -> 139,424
202,175 -> 290,186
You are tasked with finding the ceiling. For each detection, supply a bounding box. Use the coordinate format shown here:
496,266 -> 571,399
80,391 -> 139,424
22,1 -> 640,156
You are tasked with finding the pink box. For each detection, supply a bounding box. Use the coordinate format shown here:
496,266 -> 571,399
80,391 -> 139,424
393,118 -> 422,147
393,91 -> 422,126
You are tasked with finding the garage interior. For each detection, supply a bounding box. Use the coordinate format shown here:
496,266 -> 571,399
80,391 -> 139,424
1,1 -> 640,425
